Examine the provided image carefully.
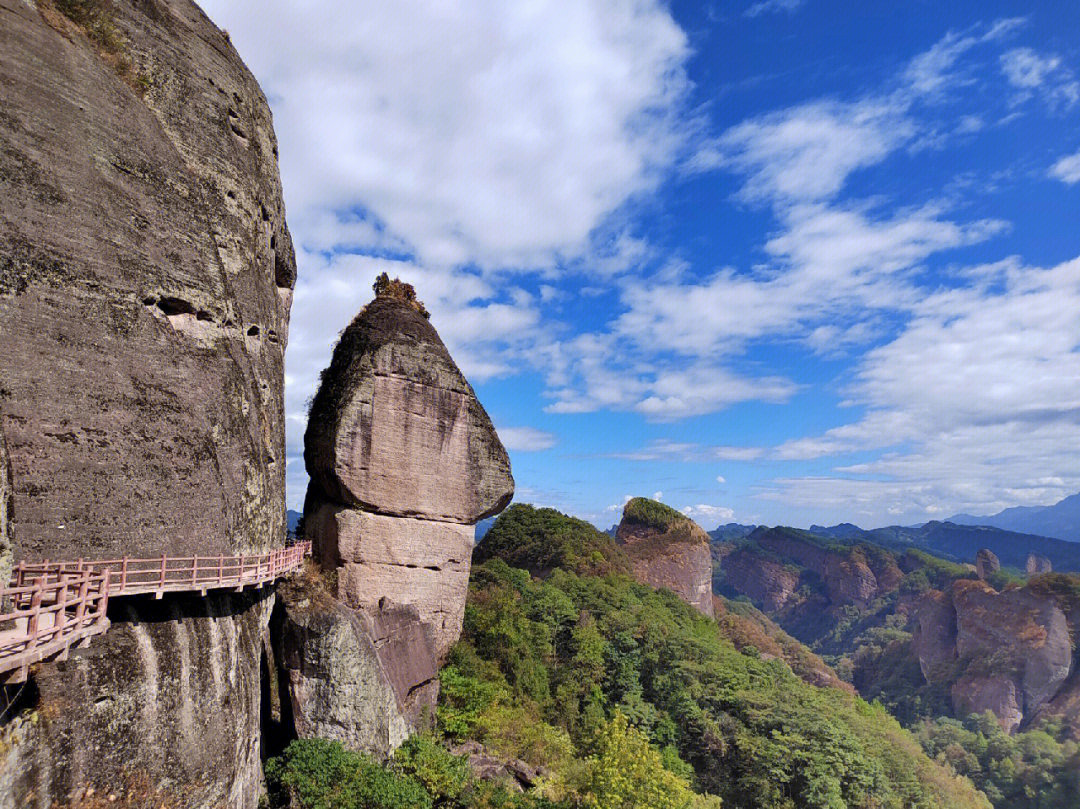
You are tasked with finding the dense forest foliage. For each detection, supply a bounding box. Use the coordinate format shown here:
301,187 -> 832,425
440,553 -> 987,808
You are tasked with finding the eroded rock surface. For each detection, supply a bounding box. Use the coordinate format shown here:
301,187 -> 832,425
912,578 -> 1075,733
1026,553 -> 1053,575
305,294 -> 512,524
615,498 -> 714,617
0,431 -> 11,584
0,1 -> 294,805
290,283 -> 513,754
975,548 -> 1001,581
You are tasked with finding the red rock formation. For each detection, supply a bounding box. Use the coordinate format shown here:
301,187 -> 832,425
721,548 -> 800,612
286,284 -> 514,754
615,498 -> 714,617
912,578 -> 1075,733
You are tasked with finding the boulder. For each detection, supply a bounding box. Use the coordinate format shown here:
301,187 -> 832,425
975,548 -> 1001,580
0,1 -> 294,805
305,293 -> 513,524
449,741 -> 543,793
273,578 -> 441,759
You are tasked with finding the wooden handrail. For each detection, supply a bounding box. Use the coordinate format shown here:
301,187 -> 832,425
0,541 -> 309,682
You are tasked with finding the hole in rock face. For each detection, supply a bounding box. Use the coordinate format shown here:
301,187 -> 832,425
266,330 -> 279,344
226,190 -> 236,200
260,204 -> 271,222
196,310 -> 213,322
142,296 -> 156,306
229,121 -> 248,139
270,234 -> 276,250
247,325 -> 260,337
156,297 -> 196,317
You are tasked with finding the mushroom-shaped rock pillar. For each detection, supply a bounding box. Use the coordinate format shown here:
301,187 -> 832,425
303,277 -> 514,660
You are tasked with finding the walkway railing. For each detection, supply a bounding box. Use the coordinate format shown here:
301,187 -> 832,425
0,540 -> 310,684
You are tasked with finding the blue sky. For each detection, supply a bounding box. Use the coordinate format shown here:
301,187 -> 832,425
202,0 -> 1080,529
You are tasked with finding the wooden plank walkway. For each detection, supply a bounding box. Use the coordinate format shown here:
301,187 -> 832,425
0,541 -> 310,684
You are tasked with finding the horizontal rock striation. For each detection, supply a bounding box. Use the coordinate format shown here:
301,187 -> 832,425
291,283 -> 513,754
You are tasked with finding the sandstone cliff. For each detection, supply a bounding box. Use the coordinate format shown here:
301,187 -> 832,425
975,548 -> 1001,581
912,577 -> 1078,734
288,280 -> 513,755
0,0 -> 294,804
615,497 -> 714,617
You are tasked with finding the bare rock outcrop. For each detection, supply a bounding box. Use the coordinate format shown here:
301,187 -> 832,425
0,431 -> 11,584
975,548 -> 1001,580
290,280 -> 513,754
721,548 -> 800,612
1026,553 -> 1053,575
615,498 -> 714,617
911,589 -> 958,682
0,1 -> 294,805
913,578 -> 1074,733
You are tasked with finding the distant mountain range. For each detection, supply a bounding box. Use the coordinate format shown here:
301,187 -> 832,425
948,492 -> 1080,543
810,520 -> 1080,572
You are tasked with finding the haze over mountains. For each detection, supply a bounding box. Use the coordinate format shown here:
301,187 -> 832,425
948,493 -> 1080,543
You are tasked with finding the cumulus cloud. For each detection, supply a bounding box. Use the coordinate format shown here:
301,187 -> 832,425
1050,150 -> 1080,184
767,257 -> 1080,519
497,426 -> 558,452
202,0 -> 691,269
682,504 -> 736,524
201,0 -> 697,506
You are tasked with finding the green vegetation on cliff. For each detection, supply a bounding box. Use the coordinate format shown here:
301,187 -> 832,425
446,527 -> 989,808
621,497 -> 689,532
474,503 -> 631,578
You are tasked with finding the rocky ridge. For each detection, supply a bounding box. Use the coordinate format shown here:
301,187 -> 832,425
615,497 -> 714,617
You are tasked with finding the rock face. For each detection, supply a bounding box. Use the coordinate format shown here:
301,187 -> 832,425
0,1 -> 294,805
1026,553 -> 1053,575
975,549 -> 1001,580
305,293 -> 513,525
912,579 -> 1075,733
293,283 -> 513,754
272,577 -> 439,758
720,527 -> 903,613
721,549 -> 800,612
615,498 -> 714,617
0,431 -> 11,584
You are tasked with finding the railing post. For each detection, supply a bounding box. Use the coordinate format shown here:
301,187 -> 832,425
192,556 -> 198,587
218,554 -> 224,585
27,579 -> 43,646
56,574 -> 69,638
121,557 -> 128,591
100,569 -> 111,618
160,554 -> 167,590
75,573 -> 89,626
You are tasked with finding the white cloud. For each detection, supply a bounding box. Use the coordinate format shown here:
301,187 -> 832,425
766,256 -> 1080,519
1000,47 -> 1079,110
1050,150 -> 1080,184
202,0 -> 692,269
652,491 -> 664,501
497,426 -> 558,452
702,100 -> 912,204
744,0 -> 804,18
716,475 -> 726,484
682,504 -> 736,524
